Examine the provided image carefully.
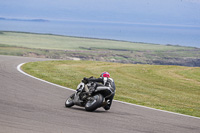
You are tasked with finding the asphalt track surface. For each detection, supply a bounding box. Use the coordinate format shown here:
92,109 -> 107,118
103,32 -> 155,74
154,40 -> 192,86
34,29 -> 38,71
0,55 -> 200,133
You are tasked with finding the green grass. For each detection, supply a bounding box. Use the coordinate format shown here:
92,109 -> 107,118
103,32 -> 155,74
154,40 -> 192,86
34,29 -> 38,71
22,60 -> 200,117
1,31 -> 200,67
0,31 -> 194,51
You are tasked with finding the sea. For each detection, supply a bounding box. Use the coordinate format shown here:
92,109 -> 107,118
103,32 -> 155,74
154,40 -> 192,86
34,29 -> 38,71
0,19 -> 200,48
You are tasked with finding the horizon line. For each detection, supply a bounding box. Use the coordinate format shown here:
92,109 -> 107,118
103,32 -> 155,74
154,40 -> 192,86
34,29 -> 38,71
1,16 -> 200,28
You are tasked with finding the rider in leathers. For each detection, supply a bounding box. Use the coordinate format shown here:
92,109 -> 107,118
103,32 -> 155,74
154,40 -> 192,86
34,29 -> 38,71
83,72 -> 116,110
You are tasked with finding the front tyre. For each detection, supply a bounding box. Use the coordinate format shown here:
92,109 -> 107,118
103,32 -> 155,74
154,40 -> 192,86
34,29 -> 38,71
85,94 -> 103,112
65,94 -> 75,107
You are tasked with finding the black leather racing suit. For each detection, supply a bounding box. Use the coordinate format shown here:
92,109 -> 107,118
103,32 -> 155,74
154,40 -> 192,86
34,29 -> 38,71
86,77 -> 116,110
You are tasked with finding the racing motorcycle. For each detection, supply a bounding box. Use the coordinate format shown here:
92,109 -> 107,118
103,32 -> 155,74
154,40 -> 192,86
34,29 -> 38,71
65,78 -> 115,111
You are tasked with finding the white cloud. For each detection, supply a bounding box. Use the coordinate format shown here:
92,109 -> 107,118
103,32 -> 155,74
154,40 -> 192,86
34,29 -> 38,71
184,0 -> 200,4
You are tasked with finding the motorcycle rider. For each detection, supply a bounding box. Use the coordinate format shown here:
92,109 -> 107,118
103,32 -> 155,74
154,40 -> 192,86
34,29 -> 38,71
82,72 -> 116,110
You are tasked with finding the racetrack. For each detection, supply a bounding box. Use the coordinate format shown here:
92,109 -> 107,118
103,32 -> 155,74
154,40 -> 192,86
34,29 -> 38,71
0,55 -> 200,133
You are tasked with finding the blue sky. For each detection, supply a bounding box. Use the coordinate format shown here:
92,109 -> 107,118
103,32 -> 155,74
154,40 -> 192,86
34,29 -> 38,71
0,0 -> 200,26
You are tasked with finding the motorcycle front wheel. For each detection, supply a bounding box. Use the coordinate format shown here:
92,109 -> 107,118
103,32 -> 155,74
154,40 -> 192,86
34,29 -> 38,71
65,94 -> 75,107
85,94 -> 103,112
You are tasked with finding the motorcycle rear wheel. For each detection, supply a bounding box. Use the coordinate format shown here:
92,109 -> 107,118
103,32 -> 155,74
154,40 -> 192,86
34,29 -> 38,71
85,94 -> 103,112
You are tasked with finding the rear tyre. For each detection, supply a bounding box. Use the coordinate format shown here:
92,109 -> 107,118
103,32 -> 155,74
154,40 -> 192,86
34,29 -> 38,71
85,94 -> 103,112
65,94 -> 75,107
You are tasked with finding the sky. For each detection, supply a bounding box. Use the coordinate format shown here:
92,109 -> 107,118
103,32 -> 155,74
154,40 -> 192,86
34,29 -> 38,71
0,0 -> 200,27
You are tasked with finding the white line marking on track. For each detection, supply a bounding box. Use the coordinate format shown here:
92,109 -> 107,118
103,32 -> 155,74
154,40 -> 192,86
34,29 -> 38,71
17,62 -> 200,120
17,63 -> 75,92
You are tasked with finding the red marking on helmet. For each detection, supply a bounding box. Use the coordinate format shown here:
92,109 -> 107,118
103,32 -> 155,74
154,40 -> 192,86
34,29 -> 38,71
101,72 -> 110,78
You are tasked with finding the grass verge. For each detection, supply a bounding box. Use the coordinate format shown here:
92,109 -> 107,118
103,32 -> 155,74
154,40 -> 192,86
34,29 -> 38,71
22,60 -> 200,117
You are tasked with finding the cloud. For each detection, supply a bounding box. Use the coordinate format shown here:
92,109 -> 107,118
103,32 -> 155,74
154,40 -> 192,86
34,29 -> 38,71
184,0 -> 200,4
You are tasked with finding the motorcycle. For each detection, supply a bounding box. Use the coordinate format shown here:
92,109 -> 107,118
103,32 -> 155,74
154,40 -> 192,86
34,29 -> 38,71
65,79 -> 115,111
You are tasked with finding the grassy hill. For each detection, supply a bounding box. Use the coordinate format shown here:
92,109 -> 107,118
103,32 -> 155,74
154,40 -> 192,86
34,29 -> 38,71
22,60 -> 200,117
1,31 -> 200,66
0,31 -> 191,50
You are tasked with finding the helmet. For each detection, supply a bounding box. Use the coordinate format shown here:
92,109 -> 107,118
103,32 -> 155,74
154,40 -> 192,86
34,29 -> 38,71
100,72 -> 110,78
